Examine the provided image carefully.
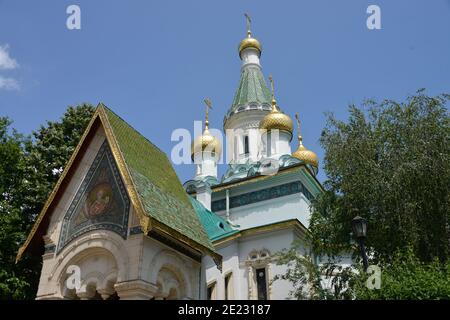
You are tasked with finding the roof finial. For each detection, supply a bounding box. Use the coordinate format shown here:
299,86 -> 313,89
295,113 -> 303,146
203,98 -> 212,130
244,13 -> 252,37
268,74 -> 278,110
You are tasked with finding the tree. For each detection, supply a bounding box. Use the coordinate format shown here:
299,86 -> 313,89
272,240 -> 354,300
24,104 -> 96,216
274,91 -> 450,299
310,90 -> 450,263
0,104 -> 95,299
0,117 -> 33,299
352,247 -> 450,300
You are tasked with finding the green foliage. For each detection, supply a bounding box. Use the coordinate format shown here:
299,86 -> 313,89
272,240 -> 326,300
24,104 -> 95,213
352,247 -> 450,300
310,90 -> 450,263
0,118 -> 33,299
275,91 -> 450,300
0,104 -> 95,299
273,240 -> 355,300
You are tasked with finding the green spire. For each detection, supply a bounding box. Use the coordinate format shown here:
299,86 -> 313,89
229,66 -> 271,114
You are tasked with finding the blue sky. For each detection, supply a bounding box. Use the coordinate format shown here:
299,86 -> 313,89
0,0 -> 449,183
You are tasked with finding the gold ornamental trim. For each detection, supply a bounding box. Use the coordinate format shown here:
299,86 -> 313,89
97,105 -> 152,235
213,219 -> 308,247
211,164 -> 303,193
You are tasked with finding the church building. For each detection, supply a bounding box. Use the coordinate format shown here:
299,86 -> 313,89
17,17 -> 323,300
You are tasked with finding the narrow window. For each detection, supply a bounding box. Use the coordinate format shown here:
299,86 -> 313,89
256,268 -> 267,300
225,273 -> 233,300
207,282 -> 216,300
267,134 -> 272,157
244,135 -> 249,155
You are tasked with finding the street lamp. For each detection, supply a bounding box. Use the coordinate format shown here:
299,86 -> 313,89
351,215 -> 369,272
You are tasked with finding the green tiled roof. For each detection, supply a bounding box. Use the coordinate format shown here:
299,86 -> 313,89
230,65 -> 271,112
189,197 -> 239,242
103,106 -> 215,251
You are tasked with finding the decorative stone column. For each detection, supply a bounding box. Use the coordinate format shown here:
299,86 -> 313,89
76,291 -> 95,300
97,288 -> 115,300
114,280 -> 158,300
247,266 -> 254,300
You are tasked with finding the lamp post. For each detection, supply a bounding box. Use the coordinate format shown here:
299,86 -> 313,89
351,215 -> 369,272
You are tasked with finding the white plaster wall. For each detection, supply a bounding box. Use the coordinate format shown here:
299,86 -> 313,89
260,130 -> 292,159
194,153 -> 217,179
228,193 -> 311,230
224,111 -> 269,164
203,241 -> 241,299
241,48 -> 261,68
275,131 -> 292,158
213,174 -> 314,231
204,228 -> 300,300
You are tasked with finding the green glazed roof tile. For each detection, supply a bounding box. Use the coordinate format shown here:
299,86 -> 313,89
103,106 -> 215,251
189,197 -> 239,242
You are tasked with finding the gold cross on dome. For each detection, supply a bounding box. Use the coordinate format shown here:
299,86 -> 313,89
269,74 -> 276,101
203,98 -> 212,129
295,113 -> 301,133
244,13 -> 252,36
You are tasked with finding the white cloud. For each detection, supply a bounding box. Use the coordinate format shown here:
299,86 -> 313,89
0,76 -> 20,90
0,44 -> 20,90
0,45 -> 19,70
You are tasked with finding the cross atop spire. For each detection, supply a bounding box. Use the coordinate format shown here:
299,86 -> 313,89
244,13 -> 252,37
295,113 -> 303,146
268,75 -> 278,110
268,75 -> 275,99
203,98 -> 212,130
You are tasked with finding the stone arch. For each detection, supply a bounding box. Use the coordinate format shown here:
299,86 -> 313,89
157,267 -> 185,299
50,230 -> 128,298
57,248 -> 118,299
149,249 -> 192,299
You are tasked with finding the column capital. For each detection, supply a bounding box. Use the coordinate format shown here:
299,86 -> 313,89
114,280 -> 158,300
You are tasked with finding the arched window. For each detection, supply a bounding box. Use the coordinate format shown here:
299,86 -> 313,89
207,281 -> 217,300
247,249 -> 271,300
224,272 -> 233,300
244,135 -> 249,155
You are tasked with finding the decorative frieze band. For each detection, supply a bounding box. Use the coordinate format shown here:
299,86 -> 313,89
211,180 -> 313,212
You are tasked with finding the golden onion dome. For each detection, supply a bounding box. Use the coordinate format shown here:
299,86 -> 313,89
191,98 -> 221,160
292,113 -> 318,168
191,127 -> 221,159
292,140 -> 319,168
239,32 -> 262,58
259,99 -> 293,134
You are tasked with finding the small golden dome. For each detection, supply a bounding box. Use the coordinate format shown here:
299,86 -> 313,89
292,113 -> 318,168
259,100 -> 293,134
191,128 -> 221,159
191,98 -> 221,160
292,141 -> 319,168
239,33 -> 262,58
